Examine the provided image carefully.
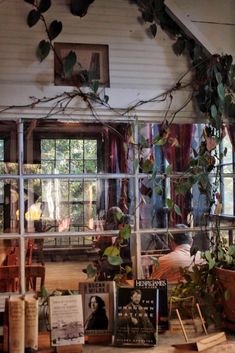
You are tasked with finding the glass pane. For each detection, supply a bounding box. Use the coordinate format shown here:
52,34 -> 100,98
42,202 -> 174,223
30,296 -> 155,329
56,139 -> 69,160
223,177 -> 234,215
84,160 -> 97,173
71,160 -> 83,174
56,160 -> 69,174
41,139 -> 55,160
84,140 -> 97,159
71,140 -> 83,159
0,179 -> 19,234
0,238 -> 20,293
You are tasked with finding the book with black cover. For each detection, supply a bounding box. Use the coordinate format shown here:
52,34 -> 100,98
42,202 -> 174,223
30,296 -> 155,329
135,279 -> 168,331
79,281 -> 115,340
114,286 -> 158,346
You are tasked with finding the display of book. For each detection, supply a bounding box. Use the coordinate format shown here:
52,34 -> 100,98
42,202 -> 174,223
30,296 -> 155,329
4,294 -> 39,353
135,279 -> 169,332
9,296 -> 25,353
79,281 -> 115,340
114,286 -> 158,346
25,295 -> 39,353
49,295 -> 84,347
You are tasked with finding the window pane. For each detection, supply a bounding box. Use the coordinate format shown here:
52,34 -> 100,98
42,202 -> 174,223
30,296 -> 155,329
56,139 -> 69,160
84,140 -> 97,159
71,140 -> 83,159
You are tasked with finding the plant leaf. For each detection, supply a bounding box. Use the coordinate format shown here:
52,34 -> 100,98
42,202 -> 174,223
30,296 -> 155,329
48,20 -> 62,41
27,9 -> 40,27
103,246 -> 120,257
215,72 -> 222,84
36,40 -> 50,61
166,198 -> 174,209
172,37 -> 185,56
104,95 -> 109,104
63,51 -> 77,78
119,224 -> 131,239
38,0 -> 51,13
165,164 -> 172,175
174,203 -> 182,216
155,185 -> 163,196
92,80 -> 99,93
149,23 -> 157,37
86,264 -> 97,278
217,83 -> 225,102
210,104 -> 218,119
107,255 -> 123,266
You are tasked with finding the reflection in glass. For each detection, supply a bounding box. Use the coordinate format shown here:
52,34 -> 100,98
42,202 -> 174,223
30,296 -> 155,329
23,178 -> 134,235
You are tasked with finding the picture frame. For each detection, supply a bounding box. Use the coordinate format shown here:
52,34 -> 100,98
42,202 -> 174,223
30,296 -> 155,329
54,43 -> 110,87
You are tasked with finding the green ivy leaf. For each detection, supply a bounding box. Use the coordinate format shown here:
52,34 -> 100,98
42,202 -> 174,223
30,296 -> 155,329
172,37 -> 185,56
48,20 -> 62,41
215,72 -> 222,84
63,51 -> 77,78
38,0 -> 51,13
119,224 -> 131,239
103,246 -> 120,257
210,104 -> 218,119
27,9 -> 40,27
107,255 -> 123,266
142,159 -> 153,173
40,285 -> 48,297
166,198 -> 174,209
36,40 -> 50,61
155,185 -> 163,196
217,83 -> 225,102
165,164 -> 172,175
224,289 -> 230,301
125,265 -> 132,274
92,80 -> 99,93
104,95 -> 109,104
86,264 -> 97,278
149,23 -> 157,37
174,203 -> 182,216
152,135 -> 167,146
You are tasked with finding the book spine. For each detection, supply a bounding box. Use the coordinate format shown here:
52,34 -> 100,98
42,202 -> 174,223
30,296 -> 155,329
25,296 -> 39,353
9,296 -> 25,353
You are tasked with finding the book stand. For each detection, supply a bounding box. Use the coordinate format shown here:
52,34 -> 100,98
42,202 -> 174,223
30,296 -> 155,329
172,303 -> 227,351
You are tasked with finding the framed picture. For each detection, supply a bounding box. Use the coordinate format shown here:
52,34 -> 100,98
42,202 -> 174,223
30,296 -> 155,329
54,43 -> 110,87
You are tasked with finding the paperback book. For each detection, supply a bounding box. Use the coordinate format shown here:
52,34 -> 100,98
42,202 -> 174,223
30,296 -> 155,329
79,281 -> 115,339
49,295 -> 84,347
114,286 -> 158,346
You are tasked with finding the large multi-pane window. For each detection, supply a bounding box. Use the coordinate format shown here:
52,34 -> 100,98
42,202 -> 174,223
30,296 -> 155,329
0,120 -> 234,293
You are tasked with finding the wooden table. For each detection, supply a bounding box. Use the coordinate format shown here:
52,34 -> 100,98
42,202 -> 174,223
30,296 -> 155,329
38,332 -> 235,353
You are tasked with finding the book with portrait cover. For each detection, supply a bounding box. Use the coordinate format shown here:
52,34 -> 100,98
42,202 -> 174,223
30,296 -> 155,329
79,281 -> 115,340
114,286 -> 158,346
135,279 -> 168,332
49,295 -> 84,347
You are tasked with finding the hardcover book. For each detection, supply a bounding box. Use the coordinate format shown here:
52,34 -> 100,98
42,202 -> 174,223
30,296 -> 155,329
114,286 -> 158,346
49,295 -> 84,347
79,281 -> 115,339
135,279 -> 168,331
9,296 -> 25,353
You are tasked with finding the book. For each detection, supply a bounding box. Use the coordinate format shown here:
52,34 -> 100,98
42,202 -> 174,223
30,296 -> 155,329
49,295 -> 84,347
25,295 -> 39,353
135,279 -> 169,332
9,295 -> 25,353
114,286 -> 158,346
79,281 -> 115,341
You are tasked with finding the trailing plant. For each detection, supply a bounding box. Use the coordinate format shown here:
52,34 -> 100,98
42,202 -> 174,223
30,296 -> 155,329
6,0 -> 235,282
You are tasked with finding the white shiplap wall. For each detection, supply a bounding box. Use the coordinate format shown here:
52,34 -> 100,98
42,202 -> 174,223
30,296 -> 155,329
0,0 -> 207,121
